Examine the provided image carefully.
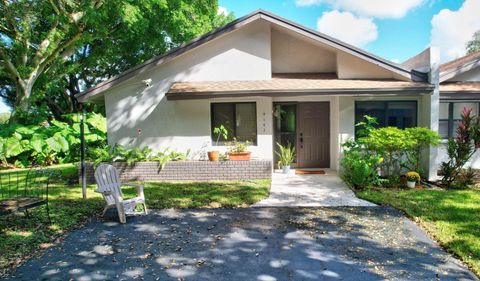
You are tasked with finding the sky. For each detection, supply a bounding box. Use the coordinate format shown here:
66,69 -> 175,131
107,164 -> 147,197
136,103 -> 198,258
1,0 -> 478,113
219,0 -> 475,63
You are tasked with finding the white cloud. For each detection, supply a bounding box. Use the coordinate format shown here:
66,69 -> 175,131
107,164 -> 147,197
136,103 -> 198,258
317,11 -> 378,48
390,58 -> 400,64
217,6 -> 228,16
430,0 -> 480,62
296,0 -> 424,19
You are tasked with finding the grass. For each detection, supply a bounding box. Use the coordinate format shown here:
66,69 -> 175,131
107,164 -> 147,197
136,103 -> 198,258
357,187 -> 480,276
0,164 -> 271,273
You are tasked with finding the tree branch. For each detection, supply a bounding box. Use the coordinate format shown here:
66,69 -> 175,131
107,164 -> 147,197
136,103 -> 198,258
32,20 -> 59,66
0,47 -> 24,88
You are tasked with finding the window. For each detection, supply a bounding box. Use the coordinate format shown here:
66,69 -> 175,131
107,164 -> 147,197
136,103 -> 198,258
355,101 -> 417,135
211,102 -> 257,144
439,102 -> 479,139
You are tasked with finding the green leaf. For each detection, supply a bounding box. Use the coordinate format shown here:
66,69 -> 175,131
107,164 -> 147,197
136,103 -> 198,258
31,134 -> 45,152
46,135 -> 69,153
5,137 -> 24,157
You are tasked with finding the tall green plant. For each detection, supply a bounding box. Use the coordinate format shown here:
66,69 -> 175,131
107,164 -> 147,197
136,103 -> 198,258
441,107 -> 480,188
275,142 -> 296,168
213,125 -> 229,146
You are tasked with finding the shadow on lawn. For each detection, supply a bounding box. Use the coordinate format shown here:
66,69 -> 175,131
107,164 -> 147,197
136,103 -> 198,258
5,207 -> 477,281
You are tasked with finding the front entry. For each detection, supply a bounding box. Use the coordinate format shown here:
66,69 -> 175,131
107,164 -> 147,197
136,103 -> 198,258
274,102 -> 330,168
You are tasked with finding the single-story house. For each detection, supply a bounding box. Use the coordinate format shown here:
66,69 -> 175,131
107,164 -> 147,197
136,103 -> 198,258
76,10 -> 479,180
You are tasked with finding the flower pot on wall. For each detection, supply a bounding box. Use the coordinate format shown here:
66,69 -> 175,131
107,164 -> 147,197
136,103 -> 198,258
207,151 -> 219,161
228,151 -> 251,161
407,181 -> 416,188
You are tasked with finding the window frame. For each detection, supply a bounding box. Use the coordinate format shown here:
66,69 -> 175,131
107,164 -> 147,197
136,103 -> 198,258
210,102 -> 257,145
354,100 -> 418,136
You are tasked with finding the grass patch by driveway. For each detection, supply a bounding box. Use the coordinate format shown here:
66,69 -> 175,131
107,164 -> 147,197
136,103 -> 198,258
125,180 -> 271,209
0,164 -> 270,274
357,188 -> 480,277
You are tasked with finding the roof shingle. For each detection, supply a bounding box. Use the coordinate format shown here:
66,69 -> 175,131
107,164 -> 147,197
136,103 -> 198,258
166,73 -> 433,99
440,82 -> 480,93
440,51 -> 480,73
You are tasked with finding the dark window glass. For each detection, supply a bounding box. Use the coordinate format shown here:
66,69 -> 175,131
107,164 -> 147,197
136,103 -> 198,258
355,101 -> 417,137
211,102 -> 257,144
274,104 -> 297,163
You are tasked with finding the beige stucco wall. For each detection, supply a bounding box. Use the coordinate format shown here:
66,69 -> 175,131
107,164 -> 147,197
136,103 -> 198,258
271,28 -> 336,73
337,52 -> 395,79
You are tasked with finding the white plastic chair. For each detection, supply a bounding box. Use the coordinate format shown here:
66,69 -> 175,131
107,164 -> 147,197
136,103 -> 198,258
94,164 -> 147,223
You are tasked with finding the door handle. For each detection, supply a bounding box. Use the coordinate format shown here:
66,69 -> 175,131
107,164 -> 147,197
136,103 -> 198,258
300,137 -> 303,143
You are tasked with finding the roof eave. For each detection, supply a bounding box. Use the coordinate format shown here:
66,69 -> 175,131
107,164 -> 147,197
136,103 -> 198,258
439,58 -> 480,83
166,86 -> 434,100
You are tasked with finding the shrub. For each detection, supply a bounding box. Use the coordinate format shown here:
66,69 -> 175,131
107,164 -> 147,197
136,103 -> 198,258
341,115 -> 440,189
0,113 -> 106,167
404,127 -> 441,176
340,140 -> 383,190
441,107 -> 480,188
93,144 -> 191,169
361,126 -> 413,176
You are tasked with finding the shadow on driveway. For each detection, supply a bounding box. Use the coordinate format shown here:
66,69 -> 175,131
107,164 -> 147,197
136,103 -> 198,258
5,207 -> 477,281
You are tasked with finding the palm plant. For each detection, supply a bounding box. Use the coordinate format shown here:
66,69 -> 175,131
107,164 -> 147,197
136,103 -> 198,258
275,142 -> 295,171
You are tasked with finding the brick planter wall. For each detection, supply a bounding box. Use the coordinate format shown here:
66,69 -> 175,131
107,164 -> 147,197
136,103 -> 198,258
80,160 -> 272,184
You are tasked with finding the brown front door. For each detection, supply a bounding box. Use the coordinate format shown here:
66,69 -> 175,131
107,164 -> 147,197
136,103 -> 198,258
297,102 -> 330,168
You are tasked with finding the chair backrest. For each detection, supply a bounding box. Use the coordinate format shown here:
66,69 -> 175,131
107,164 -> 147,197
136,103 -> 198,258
94,164 -> 123,205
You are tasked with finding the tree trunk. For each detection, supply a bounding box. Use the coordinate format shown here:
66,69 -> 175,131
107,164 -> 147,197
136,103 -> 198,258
9,82 -> 31,123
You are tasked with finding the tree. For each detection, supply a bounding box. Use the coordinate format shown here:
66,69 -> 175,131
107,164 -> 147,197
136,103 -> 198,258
0,1 -> 109,117
466,30 -> 480,54
1,0 -> 234,121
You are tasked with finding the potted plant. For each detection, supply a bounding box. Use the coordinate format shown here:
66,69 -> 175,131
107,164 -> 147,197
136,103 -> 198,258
275,142 -> 295,174
405,171 -> 420,188
208,125 -> 228,161
228,139 -> 251,161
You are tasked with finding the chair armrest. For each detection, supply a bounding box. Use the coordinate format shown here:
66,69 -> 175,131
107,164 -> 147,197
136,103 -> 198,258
123,183 -> 145,199
95,189 -> 112,196
123,183 -> 143,188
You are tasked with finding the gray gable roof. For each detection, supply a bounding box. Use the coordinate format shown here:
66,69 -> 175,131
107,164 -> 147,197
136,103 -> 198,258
76,9 -> 424,102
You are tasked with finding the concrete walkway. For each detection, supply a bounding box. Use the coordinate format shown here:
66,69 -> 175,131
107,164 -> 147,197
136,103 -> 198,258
252,171 -> 375,207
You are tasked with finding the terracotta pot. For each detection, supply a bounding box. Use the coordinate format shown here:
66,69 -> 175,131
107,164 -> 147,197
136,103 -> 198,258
207,151 -> 219,161
228,151 -> 251,161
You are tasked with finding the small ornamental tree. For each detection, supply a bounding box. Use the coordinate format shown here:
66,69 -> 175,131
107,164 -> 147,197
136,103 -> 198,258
440,107 -> 480,188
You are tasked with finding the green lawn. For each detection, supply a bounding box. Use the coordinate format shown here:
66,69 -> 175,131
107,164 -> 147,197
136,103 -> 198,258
0,164 -> 271,273
357,188 -> 480,276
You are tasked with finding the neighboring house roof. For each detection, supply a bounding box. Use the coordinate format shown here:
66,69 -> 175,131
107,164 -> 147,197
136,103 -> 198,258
76,9 -> 424,102
440,51 -> 480,82
440,82 -> 480,92
166,73 -> 433,100
440,82 -> 480,100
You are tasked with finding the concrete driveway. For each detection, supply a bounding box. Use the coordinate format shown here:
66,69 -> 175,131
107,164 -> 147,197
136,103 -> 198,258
253,172 -> 375,207
5,207 -> 477,281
